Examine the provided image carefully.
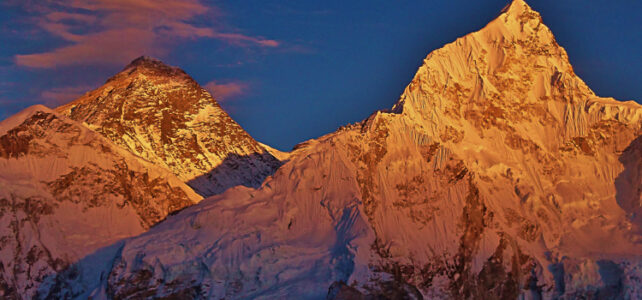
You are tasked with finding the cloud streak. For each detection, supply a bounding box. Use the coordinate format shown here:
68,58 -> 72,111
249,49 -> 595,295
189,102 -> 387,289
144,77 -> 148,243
40,85 -> 93,106
204,81 -> 248,101
14,0 -> 279,68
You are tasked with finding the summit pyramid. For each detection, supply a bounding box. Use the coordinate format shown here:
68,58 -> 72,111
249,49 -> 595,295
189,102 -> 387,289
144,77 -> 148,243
57,56 -> 281,197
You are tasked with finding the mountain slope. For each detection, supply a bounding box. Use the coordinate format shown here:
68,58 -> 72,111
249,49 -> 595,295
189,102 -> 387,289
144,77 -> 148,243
56,56 -> 281,197
0,106 -> 201,299
35,0 -> 642,299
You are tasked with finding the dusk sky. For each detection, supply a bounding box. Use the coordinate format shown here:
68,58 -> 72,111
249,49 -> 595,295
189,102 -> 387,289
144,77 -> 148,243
1,0 -> 640,150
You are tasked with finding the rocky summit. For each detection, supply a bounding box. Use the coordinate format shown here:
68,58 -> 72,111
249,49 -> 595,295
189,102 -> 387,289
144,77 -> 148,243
57,56 -> 281,197
0,0 -> 640,299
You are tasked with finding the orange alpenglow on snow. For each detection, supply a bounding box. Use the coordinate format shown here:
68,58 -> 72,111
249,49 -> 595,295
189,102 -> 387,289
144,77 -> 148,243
0,0 -> 640,299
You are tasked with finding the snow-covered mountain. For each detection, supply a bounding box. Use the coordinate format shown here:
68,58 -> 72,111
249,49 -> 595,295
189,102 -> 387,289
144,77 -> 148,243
56,56 -> 282,197
0,105 -> 201,299
4,0 -> 642,299
0,53 -> 289,298
39,0 -> 640,299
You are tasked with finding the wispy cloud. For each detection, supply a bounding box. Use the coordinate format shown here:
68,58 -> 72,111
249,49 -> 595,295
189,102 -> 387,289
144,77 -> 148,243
204,81 -> 248,101
13,0 -> 279,68
40,85 -> 92,106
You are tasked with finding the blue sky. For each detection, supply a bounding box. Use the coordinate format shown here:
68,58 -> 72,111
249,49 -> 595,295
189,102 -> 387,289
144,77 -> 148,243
0,0 -> 640,150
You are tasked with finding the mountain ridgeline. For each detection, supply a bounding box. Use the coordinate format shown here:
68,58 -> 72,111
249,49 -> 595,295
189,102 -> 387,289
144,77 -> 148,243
0,0 -> 640,299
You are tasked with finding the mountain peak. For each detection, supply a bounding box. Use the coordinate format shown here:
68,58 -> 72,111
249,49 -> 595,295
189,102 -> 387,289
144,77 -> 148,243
393,0 -> 595,140
125,55 -> 166,69
500,0 -> 535,16
495,0 -> 544,35
0,104 -> 53,136
117,55 -> 188,80
56,56 -> 281,197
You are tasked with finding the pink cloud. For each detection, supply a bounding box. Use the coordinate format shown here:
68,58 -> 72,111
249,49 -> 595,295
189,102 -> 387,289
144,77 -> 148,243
40,85 -> 92,106
14,0 -> 279,68
204,81 -> 248,101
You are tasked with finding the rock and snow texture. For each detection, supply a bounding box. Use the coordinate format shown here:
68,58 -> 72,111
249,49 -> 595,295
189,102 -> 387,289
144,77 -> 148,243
0,106 -> 201,299
38,0 -> 641,299
56,56 -> 282,197
5,0 -> 642,299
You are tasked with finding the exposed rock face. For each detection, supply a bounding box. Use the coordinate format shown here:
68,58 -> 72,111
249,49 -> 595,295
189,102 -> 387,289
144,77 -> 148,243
4,0 -> 641,299
56,0 -> 640,299
617,136 -> 642,231
56,56 -> 281,197
0,106 -> 201,299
